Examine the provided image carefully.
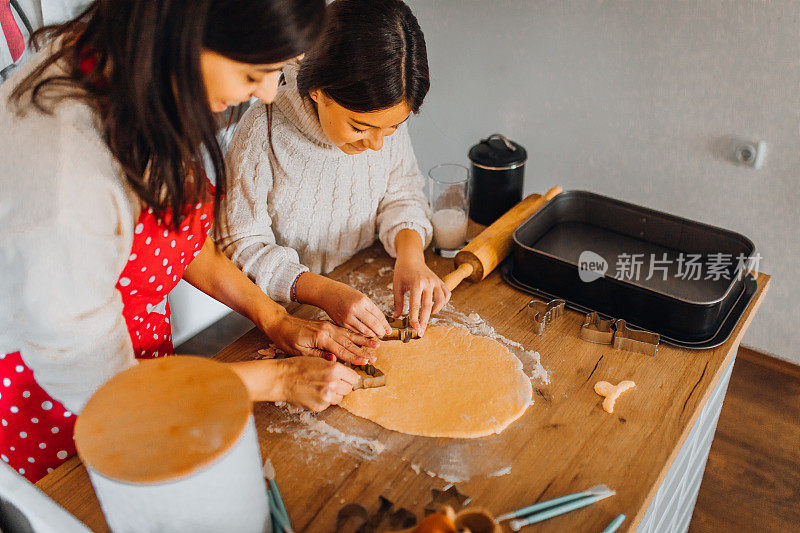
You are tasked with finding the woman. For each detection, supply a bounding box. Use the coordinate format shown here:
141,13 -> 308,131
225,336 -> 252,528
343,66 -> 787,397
0,0 -> 374,483
219,0 -> 449,341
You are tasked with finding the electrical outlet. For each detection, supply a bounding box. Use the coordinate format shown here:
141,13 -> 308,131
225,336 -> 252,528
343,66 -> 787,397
730,137 -> 766,169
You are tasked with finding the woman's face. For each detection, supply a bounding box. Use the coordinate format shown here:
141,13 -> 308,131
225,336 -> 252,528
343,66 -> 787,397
200,50 -> 287,112
309,89 -> 411,155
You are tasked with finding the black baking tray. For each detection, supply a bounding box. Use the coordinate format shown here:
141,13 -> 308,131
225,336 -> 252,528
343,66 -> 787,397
503,190 -> 757,349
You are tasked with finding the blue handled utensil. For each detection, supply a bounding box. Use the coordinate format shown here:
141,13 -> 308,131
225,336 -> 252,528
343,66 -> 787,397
495,484 -> 612,523
508,487 -> 616,531
263,458 -> 294,533
601,513 -> 626,533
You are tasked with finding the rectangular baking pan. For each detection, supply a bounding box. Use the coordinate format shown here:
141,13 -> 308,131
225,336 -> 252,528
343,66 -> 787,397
504,190 -> 757,348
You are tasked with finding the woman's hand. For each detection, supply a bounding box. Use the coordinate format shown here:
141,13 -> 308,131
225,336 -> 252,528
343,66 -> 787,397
275,357 -> 360,411
230,357 -> 361,411
266,312 -> 379,365
393,254 -> 450,335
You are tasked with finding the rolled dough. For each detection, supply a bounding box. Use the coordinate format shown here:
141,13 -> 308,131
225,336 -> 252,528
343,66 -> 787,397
339,325 -> 533,438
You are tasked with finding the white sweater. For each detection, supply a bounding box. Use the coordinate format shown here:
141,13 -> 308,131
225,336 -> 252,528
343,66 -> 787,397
0,49 -> 138,413
217,62 -> 432,302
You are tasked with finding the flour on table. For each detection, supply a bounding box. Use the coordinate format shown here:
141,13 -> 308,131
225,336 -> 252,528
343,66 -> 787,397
264,403 -> 384,460
488,465 -> 512,477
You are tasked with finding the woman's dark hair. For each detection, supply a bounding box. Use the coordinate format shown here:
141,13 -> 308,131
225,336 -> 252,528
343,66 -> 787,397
297,0 -> 429,113
10,0 -> 325,230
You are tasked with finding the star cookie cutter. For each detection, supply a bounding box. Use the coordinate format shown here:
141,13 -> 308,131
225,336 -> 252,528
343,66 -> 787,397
424,484 -> 472,515
579,311 -> 615,344
526,298 -> 566,335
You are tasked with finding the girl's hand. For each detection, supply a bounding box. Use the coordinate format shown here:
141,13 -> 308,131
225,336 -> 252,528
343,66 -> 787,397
318,280 -> 392,339
266,312 -> 379,365
393,255 -> 451,335
276,357 -> 360,411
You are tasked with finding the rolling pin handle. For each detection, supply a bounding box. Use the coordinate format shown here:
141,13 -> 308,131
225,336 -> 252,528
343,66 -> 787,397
442,262 -> 474,292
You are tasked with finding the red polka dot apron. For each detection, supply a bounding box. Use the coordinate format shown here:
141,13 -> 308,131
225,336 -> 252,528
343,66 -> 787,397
1,199 -> 213,483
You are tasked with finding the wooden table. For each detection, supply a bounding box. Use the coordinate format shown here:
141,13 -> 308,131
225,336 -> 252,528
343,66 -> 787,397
37,244 -> 769,532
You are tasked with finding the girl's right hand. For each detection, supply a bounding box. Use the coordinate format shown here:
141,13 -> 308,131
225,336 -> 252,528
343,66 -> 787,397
265,313 -> 379,366
317,281 -> 392,339
275,357 -> 361,411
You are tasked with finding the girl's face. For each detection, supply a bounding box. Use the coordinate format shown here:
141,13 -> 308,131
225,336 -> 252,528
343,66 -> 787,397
309,89 -> 411,155
200,50 -> 287,112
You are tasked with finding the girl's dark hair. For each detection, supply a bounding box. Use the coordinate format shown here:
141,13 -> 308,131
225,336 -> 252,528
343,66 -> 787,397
297,0 -> 429,113
10,0 -> 325,230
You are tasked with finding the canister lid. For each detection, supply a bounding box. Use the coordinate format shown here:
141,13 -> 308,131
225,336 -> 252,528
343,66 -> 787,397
74,356 -> 251,484
468,134 -> 527,170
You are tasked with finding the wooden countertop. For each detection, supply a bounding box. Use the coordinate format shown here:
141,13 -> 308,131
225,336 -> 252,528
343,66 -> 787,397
37,244 -> 770,532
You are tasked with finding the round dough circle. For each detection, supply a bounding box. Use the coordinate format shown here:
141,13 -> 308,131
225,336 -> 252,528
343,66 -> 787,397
340,325 -> 532,438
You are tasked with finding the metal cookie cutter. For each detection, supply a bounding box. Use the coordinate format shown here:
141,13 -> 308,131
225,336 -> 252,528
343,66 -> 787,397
381,315 -> 420,343
579,311 -> 615,344
424,484 -> 471,515
526,298 -> 566,335
579,313 -> 660,356
336,496 -> 417,533
613,320 -> 660,356
343,362 -> 386,390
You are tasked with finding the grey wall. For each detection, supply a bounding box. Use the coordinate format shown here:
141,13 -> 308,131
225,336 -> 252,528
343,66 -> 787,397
406,0 -> 800,363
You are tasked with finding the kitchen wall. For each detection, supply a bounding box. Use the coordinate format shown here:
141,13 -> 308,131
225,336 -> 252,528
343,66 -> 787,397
6,2 -> 795,359
405,0 -> 799,363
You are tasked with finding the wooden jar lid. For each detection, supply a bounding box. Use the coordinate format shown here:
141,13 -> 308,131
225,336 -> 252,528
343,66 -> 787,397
74,356 -> 251,484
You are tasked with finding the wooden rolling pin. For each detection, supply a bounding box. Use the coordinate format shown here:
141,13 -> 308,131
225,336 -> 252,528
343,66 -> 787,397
442,186 -> 562,292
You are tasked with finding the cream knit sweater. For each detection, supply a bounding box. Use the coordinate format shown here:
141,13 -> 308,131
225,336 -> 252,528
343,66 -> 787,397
217,62 -> 432,303
0,48 -> 138,413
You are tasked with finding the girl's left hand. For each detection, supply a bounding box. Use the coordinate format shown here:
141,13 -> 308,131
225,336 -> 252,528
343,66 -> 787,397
392,256 -> 451,335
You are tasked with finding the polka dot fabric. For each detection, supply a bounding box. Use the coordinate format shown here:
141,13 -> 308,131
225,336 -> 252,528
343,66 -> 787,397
117,203 -> 213,359
0,351 -> 75,482
1,198 -> 213,483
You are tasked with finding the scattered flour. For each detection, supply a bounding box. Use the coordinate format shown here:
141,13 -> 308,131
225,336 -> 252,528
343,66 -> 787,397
265,403 -> 385,460
425,470 -> 467,483
520,350 -> 550,384
488,465 -> 512,477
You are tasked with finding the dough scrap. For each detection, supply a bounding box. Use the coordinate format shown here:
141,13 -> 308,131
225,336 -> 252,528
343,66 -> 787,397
339,325 -> 533,438
594,380 -> 635,413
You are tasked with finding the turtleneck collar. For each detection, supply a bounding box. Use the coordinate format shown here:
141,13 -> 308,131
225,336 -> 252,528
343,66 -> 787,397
274,60 -> 335,149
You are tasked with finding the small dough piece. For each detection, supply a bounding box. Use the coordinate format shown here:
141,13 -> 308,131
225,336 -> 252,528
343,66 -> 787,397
594,380 -> 636,413
340,325 -> 533,438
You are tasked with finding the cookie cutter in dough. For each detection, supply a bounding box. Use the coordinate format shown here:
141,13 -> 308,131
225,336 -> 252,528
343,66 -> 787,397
526,298 -> 566,335
343,362 -> 387,390
579,313 -> 660,356
612,320 -> 660,356
381,315 -> 421,343
579,312 -> 616,344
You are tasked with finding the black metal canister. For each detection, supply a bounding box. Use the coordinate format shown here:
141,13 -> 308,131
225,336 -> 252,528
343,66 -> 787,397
468,134 -> 528,225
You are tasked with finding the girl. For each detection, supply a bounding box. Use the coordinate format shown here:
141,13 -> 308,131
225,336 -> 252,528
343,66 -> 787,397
0,0 -> 376,483
219,0 -> 450,341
